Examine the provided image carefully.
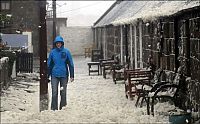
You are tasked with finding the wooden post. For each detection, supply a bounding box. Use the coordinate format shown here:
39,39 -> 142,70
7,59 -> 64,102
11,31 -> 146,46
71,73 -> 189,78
125,24 -> 129,64
174,17 -> 179,73
139,21 -> 143,68
39,0 -> 48,111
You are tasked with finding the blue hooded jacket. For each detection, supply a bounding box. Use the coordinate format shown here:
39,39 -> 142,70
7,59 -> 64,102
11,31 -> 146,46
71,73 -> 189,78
48,36 -> 74,78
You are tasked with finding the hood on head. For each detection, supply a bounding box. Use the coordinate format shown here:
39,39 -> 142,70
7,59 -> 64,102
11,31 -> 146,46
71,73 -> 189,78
54,36 -> 64,45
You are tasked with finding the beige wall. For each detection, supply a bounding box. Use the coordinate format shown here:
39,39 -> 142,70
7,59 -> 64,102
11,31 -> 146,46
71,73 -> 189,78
60,26 -> 93,56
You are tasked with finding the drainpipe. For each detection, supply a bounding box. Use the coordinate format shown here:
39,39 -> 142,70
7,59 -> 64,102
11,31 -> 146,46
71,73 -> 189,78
120,25 -> 123,63
103,28 -> 106,59
125,24 -> 129,64
130,25 -> 133,68
139,21 -> 143,68
134,25 -> 138,69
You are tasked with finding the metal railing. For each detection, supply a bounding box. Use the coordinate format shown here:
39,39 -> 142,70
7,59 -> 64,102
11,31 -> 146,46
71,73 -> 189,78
16,52 -> 33,73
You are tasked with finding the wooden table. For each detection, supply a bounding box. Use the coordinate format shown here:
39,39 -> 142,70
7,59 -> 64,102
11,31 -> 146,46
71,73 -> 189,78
87,62 -> 100,75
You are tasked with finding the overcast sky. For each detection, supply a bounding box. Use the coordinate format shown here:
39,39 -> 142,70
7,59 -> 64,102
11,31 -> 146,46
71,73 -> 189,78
55,1 -> 115,26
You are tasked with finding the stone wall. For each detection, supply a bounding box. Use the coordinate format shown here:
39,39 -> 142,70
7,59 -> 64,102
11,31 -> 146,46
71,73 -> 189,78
60,26 -> 93,56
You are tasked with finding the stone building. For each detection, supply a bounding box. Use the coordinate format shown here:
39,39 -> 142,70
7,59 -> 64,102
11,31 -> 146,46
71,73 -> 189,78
93,0 -> 200,117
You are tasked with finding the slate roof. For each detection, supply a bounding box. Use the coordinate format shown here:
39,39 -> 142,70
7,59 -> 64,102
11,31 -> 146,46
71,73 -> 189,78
94,0 -> 200,27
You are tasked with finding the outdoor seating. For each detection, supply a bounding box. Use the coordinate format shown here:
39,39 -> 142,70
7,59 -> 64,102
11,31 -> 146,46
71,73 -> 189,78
133,68 -> 172,108
87,61 -> 100,75
111,55 -> 127,84
84,47 -> 92,58
146,83 -> 180,116
112,64 -> 125,84
87,49 -> 102,75
140,67 -> 185,116
124,69 -> 151,100
135,68 -> 165,107
101,60 -> 116,79
99,58 -> 113,75
91,49 -> 102,62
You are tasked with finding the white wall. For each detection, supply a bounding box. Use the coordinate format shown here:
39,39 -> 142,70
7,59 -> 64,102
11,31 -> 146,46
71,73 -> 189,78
60,26 -> 93,56
22,32 -> 33,53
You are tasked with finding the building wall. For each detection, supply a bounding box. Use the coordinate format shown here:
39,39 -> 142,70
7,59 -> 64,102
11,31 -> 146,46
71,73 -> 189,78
46,18 -> 67,55
0,0 -> 40,57
46,20 -> 53,54
94,7 -> 200,115
11,0 -> 40,57
22,31 -> 33,53
60,26 -> 93,56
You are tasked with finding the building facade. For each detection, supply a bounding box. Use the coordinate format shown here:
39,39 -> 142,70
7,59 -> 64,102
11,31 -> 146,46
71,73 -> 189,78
93,0 -> 200,117
0,0 -> 40,57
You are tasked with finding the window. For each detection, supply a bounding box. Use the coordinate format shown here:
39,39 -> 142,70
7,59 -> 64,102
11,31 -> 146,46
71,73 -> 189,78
1,2 -> 10,10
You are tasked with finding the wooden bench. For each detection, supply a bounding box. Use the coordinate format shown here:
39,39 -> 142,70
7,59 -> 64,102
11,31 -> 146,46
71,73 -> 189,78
146,72 -> 184,116
135,68 -> 164,107
124,69 -> 151,100
87,62 -> 100,75
140,67 -> 185,116
146,83 -> 180,116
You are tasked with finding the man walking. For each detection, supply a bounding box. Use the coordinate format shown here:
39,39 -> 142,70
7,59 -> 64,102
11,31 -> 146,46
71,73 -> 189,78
48,36 -> 74,110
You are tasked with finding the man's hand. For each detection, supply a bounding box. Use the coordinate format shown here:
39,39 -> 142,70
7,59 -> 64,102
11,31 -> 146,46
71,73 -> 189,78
70,78 -> 74,82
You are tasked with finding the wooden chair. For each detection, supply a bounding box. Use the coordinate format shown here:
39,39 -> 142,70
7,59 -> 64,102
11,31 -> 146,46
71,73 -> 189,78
84,47 -> 92,58
99,58 -> 113,75
112,64 -> 125,84
112,55 -> 130,84
101,60 -> 116,79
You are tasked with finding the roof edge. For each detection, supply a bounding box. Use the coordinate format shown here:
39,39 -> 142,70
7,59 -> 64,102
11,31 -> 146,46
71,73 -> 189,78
93,1 -> 121,26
